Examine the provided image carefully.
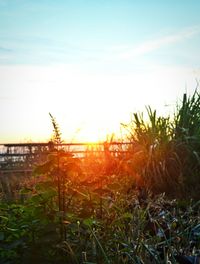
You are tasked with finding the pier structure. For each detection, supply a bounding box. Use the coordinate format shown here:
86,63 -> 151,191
0,141 -> 132,173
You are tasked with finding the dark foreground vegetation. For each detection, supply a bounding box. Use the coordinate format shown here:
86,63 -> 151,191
1,91 -> 200,263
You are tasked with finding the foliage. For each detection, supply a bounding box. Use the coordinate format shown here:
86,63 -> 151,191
1,190 -> 200,263
173,91 -> 200,194
122,91 -> 200,196
1,91 -> 200,263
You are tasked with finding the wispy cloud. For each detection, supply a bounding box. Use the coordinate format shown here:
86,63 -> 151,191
119,26 -> 200,60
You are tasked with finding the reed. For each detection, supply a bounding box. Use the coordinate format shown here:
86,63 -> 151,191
123,91 -> 200,197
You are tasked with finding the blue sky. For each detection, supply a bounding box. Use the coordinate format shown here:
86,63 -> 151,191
1,0 -> 200,66
0,0 -> 200,142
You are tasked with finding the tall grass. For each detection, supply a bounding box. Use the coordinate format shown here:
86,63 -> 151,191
125,90 -> 200,197
173,91 -> 200,195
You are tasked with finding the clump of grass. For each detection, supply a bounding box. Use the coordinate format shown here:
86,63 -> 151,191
173,91 -> 200,195
122,90 -> 200,197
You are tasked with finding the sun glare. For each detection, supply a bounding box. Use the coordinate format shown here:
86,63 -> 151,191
0,64 -> 197,144
62,121 -> 120,143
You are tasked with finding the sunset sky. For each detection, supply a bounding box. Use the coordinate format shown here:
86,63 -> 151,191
0,0 -> 200,143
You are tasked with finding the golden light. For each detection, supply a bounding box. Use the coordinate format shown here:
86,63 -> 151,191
0,64 -> 197,143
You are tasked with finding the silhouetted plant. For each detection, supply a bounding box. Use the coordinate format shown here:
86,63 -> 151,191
49,112 -> 62,144
122,91 -> 200,196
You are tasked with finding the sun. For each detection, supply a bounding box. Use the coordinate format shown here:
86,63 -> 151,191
63,121 -> 118,143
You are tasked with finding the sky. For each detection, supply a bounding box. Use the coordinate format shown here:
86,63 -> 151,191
0,0 -> 200,143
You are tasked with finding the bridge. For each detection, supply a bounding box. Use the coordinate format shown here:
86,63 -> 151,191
0,141 -> 133,173
0,141 -> 135,200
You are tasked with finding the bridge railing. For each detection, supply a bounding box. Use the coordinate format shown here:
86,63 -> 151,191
0,141 -> 134,172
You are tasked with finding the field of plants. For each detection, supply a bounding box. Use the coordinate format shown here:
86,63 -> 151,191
1,91 -> 200,263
